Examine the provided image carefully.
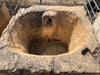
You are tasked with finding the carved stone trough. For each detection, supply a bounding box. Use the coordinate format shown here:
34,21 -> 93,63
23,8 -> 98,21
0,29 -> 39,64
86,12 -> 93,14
0,6 -> 100,75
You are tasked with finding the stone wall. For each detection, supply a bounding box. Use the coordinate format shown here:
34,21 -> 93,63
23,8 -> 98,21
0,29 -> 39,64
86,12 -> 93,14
42,0 -> 87,4
0,3 -> 11,37
25,0 -> 87,5
93,13 -> 100,43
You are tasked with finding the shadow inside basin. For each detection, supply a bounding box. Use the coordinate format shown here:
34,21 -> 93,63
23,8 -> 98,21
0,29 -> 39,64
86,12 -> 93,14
10,11 -> 87,55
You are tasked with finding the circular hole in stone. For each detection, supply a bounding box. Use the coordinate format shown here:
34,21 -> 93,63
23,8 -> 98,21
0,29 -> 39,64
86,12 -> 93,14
46,18 -> 52,27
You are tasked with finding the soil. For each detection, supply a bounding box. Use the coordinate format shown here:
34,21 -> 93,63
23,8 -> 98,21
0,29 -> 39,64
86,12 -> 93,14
29,38 -> 67,55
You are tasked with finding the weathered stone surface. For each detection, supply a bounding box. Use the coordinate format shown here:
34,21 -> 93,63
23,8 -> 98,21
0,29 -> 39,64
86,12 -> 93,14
0,6 -> 100,75
93,13 -> 100,43
14,0 -> 87,6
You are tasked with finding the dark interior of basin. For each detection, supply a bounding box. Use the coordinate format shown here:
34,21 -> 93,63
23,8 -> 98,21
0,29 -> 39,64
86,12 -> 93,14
12,11 -> 80,55
46,18 -> 53,27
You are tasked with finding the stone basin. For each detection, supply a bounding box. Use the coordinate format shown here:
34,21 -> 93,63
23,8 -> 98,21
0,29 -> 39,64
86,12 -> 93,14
0,6 -> 100,75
